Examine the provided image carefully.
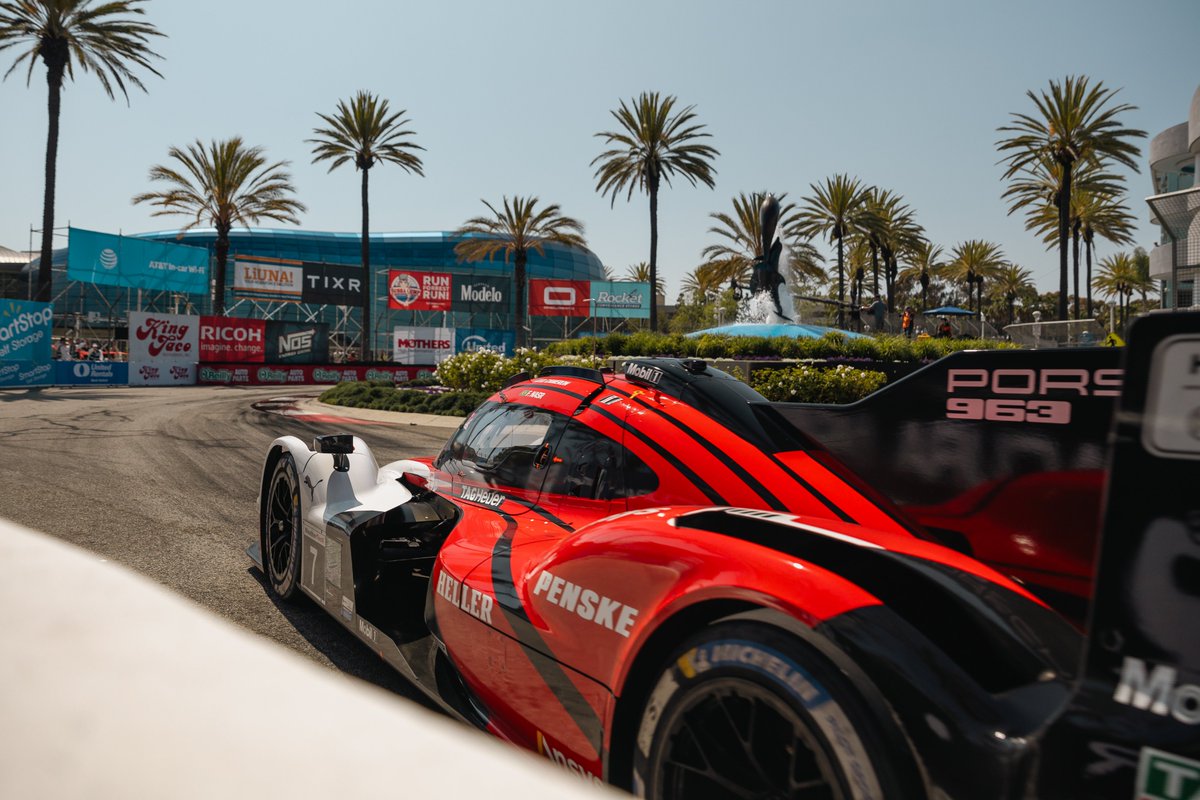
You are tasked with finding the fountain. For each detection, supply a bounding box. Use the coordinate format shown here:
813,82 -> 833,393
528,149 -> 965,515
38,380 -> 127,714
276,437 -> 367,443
686,195 -> 867,340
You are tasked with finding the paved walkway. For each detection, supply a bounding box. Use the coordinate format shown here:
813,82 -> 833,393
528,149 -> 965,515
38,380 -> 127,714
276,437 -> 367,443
296,396 -> 466,428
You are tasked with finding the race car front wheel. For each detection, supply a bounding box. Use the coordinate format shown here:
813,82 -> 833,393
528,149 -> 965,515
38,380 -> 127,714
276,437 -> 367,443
263,453 -> 302,600
632,622 -> 912,800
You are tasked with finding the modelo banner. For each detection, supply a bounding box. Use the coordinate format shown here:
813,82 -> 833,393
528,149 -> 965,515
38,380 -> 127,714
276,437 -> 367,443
387,269 -> 453,311
302,262 -> 364,306
67,227 -> 209,295
233,258 -> 303,301
264,321 -> 330,364
394,326 -> 453,365
128,311 -> 199,386
197,363 -> 433,386
200,316 -> 265,363
451,275 -> 510,313
54,361 -> 129,386
455,327 -> 515,356
591,280 -> 651,319
529,279 -> 590,316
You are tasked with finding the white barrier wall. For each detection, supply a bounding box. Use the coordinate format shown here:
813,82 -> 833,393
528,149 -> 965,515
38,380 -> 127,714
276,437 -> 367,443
128,311 -> 199,386
0,518 -> 615,799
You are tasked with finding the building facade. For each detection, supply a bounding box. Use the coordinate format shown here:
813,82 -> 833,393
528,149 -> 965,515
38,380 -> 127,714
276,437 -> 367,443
1147,85 -> 1200,308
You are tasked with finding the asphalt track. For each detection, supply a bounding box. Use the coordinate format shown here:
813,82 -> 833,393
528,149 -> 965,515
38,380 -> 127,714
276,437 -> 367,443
0,384 -> 460,704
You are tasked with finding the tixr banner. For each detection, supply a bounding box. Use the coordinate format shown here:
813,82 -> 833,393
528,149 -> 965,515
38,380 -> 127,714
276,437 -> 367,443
529,279 -> 589,316
388,270 -> 453,311
301,263 -> 363,305
67,228 -> 209,294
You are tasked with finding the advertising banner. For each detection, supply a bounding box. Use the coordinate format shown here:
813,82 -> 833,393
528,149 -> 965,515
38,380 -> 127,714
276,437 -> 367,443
197,363 -> 433,386
0,360 -> 54,388
455,328 -> 515,356
591,281 -> 652,319
67,227 -> 209,294
0,299 -> 53,363
301,263 -> 364,306
387,270 -> 453,311
54,361 -> 129,386
128,311 -> 199,386
199,316 -> 266,363
264,321 -> 330,364
451,275 -> 511,313
393,326 -> 454,365
529,279 -> 589,316
233,259 -> 303,301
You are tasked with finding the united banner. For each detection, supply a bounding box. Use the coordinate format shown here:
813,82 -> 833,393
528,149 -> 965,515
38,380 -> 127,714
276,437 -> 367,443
302,263 -> 364,305
67,228 -> 209,294
590,280 -> 652,319
394,326 -> 454,365
451,275 -> 510,313
200,316 -> 265,363
529,279 -> 590,316
233,258 -> 303,301
456,328 -> 515,356
128,311 -> 199,386
264,321 -> 330,364
388,270 -> 453,311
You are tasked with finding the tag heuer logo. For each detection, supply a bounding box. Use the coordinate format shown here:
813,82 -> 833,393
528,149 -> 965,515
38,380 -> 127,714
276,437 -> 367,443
459,486 -> 504,507
1136,747 -> 1200,800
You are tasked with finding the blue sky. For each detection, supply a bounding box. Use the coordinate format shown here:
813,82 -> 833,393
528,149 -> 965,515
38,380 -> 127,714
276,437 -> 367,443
1,0 -> 1196,299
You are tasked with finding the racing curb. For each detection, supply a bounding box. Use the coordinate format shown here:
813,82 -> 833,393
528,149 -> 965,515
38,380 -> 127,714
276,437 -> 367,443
300,397 -> 466,428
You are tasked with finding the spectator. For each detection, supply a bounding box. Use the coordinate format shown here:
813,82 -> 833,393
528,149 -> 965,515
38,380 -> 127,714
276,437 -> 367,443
901,307 -> 915,338
867,298 -> 887,332
936,317 -> 952,338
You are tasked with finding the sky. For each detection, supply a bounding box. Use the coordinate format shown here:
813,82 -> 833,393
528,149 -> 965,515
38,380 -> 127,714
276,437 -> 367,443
1,0 -> 1197,300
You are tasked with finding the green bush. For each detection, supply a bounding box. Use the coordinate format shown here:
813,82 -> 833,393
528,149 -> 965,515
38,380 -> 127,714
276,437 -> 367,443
320,382 -> 490,417
749,364 -> 887,404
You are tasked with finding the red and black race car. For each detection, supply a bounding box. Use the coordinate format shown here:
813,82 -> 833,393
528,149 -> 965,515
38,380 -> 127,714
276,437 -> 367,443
253,312 -> 1200,799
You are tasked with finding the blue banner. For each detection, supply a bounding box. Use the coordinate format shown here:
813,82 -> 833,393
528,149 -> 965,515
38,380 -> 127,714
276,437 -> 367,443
455,328 -> 515,356
54,361 -> 129,386
591,281 -> 651,319
0,361 -> 53,388
0,299 -> 53,363
67,227 -> 210,294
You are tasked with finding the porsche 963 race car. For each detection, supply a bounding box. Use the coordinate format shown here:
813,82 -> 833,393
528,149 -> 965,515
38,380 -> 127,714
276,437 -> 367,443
253,312 -> 1200,799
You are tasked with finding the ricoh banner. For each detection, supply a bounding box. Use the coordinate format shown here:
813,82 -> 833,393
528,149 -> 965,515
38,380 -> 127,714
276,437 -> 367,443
128,311 -> 199,386
0,300 -> 54,388
264,322 -> 330,364
200,316 -> 265,362
67,227 -> 209,295
590,281 -> 651,318
387,270 -> 453,311
455,328 -> 514,356
393,326 -> 454,365
233,259 -> 303,301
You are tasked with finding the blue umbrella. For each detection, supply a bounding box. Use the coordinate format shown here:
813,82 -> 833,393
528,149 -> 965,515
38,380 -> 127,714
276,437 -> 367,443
684,323 -> 871,340
924,305 -> 975,316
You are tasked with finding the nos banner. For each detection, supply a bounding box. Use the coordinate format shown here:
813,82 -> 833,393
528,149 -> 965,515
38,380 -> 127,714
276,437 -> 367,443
128,311 -> 199,386
393,326 -> 453,365
451,275 -> 510,313
264,321 -> 330,364
67,228 -> 209,294
387,270 -> 453,311
200,316 -> 266,363
529,279 -> 589,316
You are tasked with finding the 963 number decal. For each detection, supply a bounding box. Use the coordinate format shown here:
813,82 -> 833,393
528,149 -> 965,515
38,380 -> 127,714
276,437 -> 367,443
946,397 -> 1071,424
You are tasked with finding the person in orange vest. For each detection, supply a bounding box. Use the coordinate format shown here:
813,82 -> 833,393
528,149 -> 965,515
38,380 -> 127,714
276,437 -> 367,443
901,307 -> 915,338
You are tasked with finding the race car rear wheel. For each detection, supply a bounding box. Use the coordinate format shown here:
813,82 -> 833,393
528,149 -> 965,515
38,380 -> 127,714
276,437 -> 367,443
632,622 -> 911,800
263,453 -> 302,600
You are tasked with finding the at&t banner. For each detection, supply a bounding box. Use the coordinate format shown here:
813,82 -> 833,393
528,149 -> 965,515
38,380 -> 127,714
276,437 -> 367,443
67,228 -> 209,295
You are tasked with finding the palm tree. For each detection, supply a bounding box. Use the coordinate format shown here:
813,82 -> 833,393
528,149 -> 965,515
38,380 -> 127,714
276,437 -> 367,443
992,264 -> 1036,326
898,241 -> 944,311
453,196 -> 586,349
0,0 -> 164,302
1077,191 -> 1134,318
592,91 -> 719,332
945,240 -> 1005,314
623,261 -> 665,299
997,75 -> 1146,321
870,191 -> 925,311
701,192 -> 807,284
795,174 -> 870,327
1093,251 -> 1139,330
309,91 -> 424,361
132,138 -> 306,316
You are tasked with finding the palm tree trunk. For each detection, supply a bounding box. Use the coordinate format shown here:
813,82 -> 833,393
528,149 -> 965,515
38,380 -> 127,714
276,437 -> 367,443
836,233 -> 845,328
37,55 -> 67,304
1071,220 -> 1081,320
213,221 -> 231,317
1085,237 -> 1094,318
360,167 -> 371,362
870,243 -> 879,298
1056,164 -> 1071,321
515,252 -> 527,349
648,181 -> 659,332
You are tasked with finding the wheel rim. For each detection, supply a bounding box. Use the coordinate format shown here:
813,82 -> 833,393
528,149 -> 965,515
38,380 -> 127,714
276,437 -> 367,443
266,467 -> 297,582
655,677 -> 841,800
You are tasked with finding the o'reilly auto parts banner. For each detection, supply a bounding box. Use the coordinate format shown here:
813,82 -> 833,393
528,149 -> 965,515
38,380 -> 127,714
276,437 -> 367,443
394,326 -> 453,365
302,263 -> 363,305
128,311 -> 199,386
451,275 -> 510,313
200,316 -> 265,363
529,279 -> 589,316
67,227 -> 209,295
264,321 -> 330,364
0,299 -> 54,388
456,328 -> 514,356
591,281 -> 651,319
198,363 -> 433,386
388,270 -> 452,311
233,258 -> 303,301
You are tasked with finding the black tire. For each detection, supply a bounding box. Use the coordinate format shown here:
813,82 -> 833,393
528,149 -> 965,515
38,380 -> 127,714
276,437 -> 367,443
632,621 -> 912,800
263,453 -> 303,600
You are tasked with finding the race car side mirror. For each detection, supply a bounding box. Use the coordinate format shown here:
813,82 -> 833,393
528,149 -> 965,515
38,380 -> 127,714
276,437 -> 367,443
313,434 -> 354,472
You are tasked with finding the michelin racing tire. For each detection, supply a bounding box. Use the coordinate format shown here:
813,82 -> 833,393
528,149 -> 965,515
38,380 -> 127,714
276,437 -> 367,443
632,622 -> 912,800
263,453 -> 303,601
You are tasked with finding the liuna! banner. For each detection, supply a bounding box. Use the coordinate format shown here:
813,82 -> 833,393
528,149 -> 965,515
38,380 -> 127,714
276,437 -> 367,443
128,311 -> 199,386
